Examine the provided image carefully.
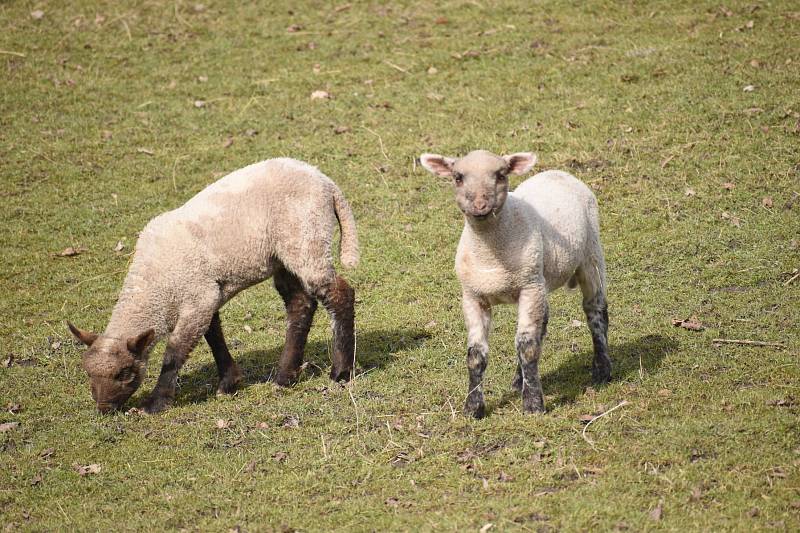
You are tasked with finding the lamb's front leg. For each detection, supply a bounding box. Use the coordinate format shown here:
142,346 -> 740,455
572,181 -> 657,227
462,292 -> 492,419
516,285 -> 549,414
142,309 -> 215,413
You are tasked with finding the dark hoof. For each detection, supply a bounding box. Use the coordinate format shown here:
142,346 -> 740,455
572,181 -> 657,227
522,394 -> 545,414
592,359 -> 612,385
330,367 -> 352,383
274,371 -> 298,387
217,366 -> 242,395
141,395 -> 171,414
464,400 -> 486,419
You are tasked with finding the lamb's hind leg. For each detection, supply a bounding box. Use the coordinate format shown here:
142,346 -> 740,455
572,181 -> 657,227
577,264 -> 611,384
462,292 -> 491,419
516,285 -> 548,414
274,267 -> 318,386
205,312 -> 242,395
312,275 -> 356,383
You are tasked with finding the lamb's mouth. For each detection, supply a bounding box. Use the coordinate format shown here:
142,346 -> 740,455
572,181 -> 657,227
470,210 -> 493,220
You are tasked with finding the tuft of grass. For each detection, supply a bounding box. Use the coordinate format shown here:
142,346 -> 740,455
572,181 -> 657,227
1,0 -> 798,530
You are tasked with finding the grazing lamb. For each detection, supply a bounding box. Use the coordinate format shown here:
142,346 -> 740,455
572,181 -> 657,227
419,150 -> 610,418
68,158 -> 359,414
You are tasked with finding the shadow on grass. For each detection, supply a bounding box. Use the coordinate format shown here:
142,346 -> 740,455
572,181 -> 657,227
489,334 -> 678,414
173,328 -> 431,406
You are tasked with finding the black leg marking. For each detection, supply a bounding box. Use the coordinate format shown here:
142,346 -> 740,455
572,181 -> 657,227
316,276 -> 356,383
205,312 -> 242,394
516,332 -> 545,414
512,309 -> 548,393
584,292 -> 611,384
274,268 -> 318,386
465,345 -> 487,419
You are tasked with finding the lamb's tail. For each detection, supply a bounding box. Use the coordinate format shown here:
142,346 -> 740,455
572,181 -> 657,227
331,186 -> 360,269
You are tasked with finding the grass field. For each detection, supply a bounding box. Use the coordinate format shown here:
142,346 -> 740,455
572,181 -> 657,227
2,0 -> 799,530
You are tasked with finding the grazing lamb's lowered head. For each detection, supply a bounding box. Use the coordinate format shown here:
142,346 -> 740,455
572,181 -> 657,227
68,323 -> 155,413
419,150 -> 537,220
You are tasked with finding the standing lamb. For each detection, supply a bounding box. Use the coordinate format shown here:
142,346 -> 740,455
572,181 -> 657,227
419,150 -> 610,418
68,158 -> 359,414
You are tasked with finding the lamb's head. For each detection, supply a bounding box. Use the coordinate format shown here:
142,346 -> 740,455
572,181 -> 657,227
67,323 -> 154,413
419,150 -> 537,221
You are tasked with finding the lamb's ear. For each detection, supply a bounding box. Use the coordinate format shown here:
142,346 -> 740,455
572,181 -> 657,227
503,152 -> 538,176
419,153 -> 456,178
127,329 -> 155,360
67,322 -> 99,347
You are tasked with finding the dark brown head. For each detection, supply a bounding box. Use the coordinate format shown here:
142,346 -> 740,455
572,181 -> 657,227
67,322 -> 154,413
419,150 -> 537,220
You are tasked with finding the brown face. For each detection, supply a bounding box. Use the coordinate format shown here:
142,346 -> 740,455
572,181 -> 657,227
68,323 -> 154,413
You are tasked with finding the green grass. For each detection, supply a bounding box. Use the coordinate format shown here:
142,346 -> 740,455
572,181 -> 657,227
2,0 -> 799,530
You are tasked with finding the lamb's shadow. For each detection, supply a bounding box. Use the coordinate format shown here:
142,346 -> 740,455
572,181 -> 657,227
174,328 -> 431,405
490,334 -> 677,413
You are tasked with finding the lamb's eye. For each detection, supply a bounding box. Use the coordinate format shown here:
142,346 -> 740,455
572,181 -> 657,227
453,173 -> 464,185
496,172 -> 507,181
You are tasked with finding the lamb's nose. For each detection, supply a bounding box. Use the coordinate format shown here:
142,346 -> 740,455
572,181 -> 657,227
474,199 -> 488,211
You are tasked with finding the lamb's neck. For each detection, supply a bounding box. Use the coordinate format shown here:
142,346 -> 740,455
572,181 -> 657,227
462,198 -> 525,255
104,274 -> 167,340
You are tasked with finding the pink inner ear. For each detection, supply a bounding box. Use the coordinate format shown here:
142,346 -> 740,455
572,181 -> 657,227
506,153 -> 537,175
420,155 -> 453,177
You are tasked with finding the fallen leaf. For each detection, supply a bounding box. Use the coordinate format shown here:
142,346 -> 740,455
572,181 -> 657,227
745,20 -> 755,29
222,136 -> 234,148
197,75 -> 208,82
101,130 -> 113,140
434,17 -> 449,25
672,317 -> 704,331
286,24 -> 303,33
57,247 -> 81,257
427,66 -> 438,75
31,10 -> 44,20
743,85 -> 755,92
114,241 -> 125,252
0,422 -> 19,432
385,497 -> 400,507
256,421 -> 269,429
244,129 -> 259,137
311,90 -> 331,100
649,500 -> 663,521
578,414 -> 595,424
282,415 -> 300,429
498,471 -> 514,482
74,463 -> 101,476
272,451 -> 287,462
749,59 -> 760,68
479,523 -> 494,533
243,325 -> 253,334
51,340 -> 61,350
747,507 -> 759,518
243,459 -> 258,473
722,182 -> 735,190
721,211 -> 741,226
333,125 -> 350,134
685,187 -> 696,197
657,389 -> 672,397
30,473 -> 43,486
570,319 -> 583,328
762,196 -> 773,208
193,99 -> 207,109
215,419 -> 230,429
136,147 -> 154,156
689,486 -> 702,502
39,448 -> 55,459
7,403 -> 21,414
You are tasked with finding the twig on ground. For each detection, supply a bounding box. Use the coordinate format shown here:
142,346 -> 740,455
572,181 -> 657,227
0,50 -> 26,57
383,60 -> 409,73
362,126 -> 390,162
783,269 -> 799,286
582,400 -> 629,450
712,338 -> 786,348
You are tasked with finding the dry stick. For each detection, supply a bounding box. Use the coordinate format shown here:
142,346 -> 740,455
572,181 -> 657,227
383,60 -> 409,73
581,400 -> 629,450
362,126 -> 390,162
0,50 -> 26,57
712,338 -> 787,348
784,271 -> 800,286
